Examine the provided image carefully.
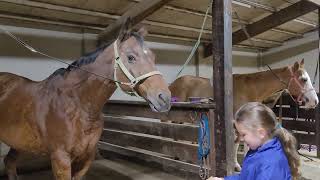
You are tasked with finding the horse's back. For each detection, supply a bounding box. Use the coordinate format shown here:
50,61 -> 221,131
0,72 -> 33,97
169,75 -> 212,101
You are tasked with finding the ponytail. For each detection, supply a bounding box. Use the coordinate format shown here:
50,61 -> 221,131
273,127 -> 300,180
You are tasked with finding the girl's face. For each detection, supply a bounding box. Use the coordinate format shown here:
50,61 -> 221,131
235,122 -> 267,150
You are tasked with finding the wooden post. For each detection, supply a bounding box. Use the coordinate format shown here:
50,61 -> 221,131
210,0 -> 234,177
316,8 -> 320,158
195,49 -> 199,77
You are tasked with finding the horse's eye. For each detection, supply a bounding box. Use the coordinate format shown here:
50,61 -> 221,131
127,55 -> 136,63
301,78 -> 307,83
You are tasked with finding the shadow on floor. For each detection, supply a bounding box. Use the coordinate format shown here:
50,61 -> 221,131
0,160 -> 133,180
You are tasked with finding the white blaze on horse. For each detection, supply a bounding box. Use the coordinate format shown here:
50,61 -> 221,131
169,59 -> 318,170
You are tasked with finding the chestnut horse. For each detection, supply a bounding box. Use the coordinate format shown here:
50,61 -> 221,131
169,60 -> 318,170
0,23 -> 171,179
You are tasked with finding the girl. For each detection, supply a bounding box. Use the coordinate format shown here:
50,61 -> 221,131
209,102 -> 300,180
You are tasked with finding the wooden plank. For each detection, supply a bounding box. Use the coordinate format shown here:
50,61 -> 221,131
103,102 -> 163,120
98,0 -> 173,41
282,119 -> 316,132
211,0 -> 234,176
98,141 -> 200,174
103,115 -> 198,142
101,128 -> 198,164
104,101 -> 214,124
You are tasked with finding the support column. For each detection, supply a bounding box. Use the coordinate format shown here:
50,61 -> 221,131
210,0 -> 234,176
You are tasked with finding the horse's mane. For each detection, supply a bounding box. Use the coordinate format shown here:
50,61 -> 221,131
66,43 -> 110,72
48,32 -> 144,79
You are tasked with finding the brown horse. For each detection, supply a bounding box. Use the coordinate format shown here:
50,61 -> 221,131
169,59 -> 318,170
0,22 -> 171,180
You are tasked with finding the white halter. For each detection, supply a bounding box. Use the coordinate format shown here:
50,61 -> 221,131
113,40 -> 162,97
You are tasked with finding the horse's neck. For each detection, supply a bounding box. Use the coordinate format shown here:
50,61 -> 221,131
49,46 -> 117,114
239,67 -> 291,102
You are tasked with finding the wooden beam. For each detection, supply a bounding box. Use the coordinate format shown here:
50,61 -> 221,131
98,0 -> 172,41
0,0 -> 209,35
204,0 -> 318,57
195,49 -> 199,77
233,0 -> 317,45
211,0 -> 234,177
308,0 -> 320,6
0,12 -> 210,45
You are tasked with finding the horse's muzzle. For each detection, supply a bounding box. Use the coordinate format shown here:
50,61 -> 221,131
148,91 -> 171,112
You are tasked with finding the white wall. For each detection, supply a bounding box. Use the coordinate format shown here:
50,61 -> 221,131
198,50 -> 259,79
0,25 -> 260,102
0,25 -> 95,81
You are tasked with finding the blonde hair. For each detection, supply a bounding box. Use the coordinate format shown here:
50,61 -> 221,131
234,102 -> 300,180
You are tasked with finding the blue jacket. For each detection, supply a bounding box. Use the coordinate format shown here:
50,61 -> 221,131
225,137 -> 291,180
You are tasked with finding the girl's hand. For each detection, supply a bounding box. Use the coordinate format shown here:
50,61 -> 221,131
207,177 -> 224,180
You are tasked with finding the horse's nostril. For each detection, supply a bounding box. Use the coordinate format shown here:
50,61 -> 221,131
158,93 -> 170,104
305,97 -> 309,103
159,93 -> 164,100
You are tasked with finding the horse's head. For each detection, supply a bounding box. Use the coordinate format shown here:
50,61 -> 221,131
113,20 -> 171,112
287,59 -> 318,108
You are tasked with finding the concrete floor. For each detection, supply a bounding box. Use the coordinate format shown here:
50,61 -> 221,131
0,149 -> 318,180
299,150 -> 320,180
0,158 -> 184,180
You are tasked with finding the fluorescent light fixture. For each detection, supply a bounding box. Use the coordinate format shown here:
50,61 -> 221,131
293,19 -> 317,27
232,0 -> 252,8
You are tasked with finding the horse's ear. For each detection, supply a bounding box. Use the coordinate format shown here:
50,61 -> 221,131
293,61 -> 300,72
300,58 -> 305,68
137,26 -> 148,37
118,17 -> 132,42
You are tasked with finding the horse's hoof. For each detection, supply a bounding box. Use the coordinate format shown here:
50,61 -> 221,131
235,163 -> 242,172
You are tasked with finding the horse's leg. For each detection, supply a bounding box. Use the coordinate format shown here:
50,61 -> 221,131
4,148 -> 19,180
72,150 -> 95,180
50,149 -> 72,180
